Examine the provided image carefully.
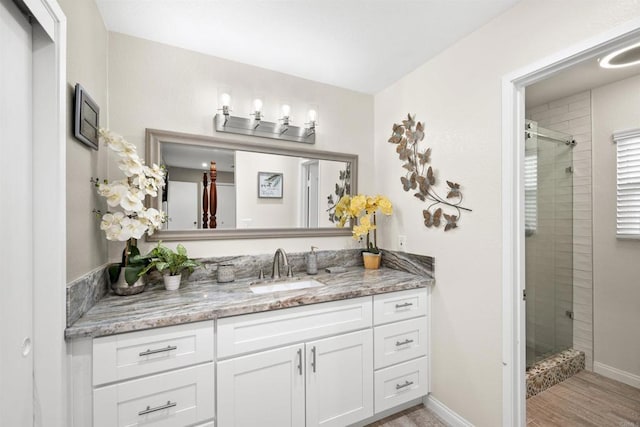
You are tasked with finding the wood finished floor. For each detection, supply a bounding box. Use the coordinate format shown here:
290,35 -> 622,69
527,370 -> 640,426
368,371 -> 639,427
365,404 -> 446,427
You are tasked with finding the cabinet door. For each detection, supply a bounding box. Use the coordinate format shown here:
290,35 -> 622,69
306,330 -> 373,427
217,344 -> 305,427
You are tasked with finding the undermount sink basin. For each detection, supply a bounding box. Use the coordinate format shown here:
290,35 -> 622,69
249,279 -> 325,294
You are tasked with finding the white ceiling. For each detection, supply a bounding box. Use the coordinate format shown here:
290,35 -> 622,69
526,55 -> 640,109
96,0 -> 521,94
162,142 -> 235,172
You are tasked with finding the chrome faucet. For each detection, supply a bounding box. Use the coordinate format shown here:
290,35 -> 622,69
271,248 -> 291,279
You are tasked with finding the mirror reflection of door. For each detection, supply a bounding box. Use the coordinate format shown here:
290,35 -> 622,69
167,181 -> 198,229
302,160 -> 319,227
216,183 -> 236,229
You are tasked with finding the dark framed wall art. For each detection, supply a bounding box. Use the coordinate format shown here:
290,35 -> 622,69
73,83 -> 100,150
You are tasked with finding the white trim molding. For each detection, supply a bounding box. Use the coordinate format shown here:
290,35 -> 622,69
501,17 -> 640,427
594,362 -> 640,389
424,395 -> 473,427
30,0 -> 67,426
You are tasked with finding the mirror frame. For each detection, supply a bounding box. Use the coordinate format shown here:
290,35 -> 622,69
145,128 -> 358,241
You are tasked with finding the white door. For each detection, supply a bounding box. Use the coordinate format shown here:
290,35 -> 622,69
217,344 -> 305,427
216,183 -> 236,229
302,161 -> 319,227
306,330 -> 373,427
0,0 -> 34,424
167,181 -> 198,229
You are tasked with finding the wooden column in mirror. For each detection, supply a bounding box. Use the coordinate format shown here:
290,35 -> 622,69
209,161 -> 217,229
202,171 -> 209,228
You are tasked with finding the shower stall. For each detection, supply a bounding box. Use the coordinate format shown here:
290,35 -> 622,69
524,119 -> 575,368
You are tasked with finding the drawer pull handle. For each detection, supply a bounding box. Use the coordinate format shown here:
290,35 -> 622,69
396,339 -> 414,346
297,348 -> 303,375
311,346 -> 317,373
138,400 -> 177,416
396,380 -> 414,390
139,345 -> 177,357
395,302 -> 413,309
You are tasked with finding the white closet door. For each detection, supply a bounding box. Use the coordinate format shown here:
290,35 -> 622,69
0,0 -> 33,424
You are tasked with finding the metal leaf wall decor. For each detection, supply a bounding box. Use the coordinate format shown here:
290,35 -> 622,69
388,114 -> 471,231
327,163 -> 351,223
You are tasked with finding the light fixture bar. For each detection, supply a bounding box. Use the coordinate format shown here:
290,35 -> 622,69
214,114 -> 316,144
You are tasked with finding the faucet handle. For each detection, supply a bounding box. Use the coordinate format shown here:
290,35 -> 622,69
287,265 -> 294,278
258,269 -> 265,279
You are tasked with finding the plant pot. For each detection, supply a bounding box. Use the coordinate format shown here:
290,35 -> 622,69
362,252 -> 382,270
112,269 -> 145,296
163,274 -> 182,291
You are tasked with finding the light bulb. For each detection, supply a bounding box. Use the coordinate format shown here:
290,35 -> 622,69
281,104 -> 291,117
308,109 -> 317,122
221,93 -> 231,107
253,98 -> 263,112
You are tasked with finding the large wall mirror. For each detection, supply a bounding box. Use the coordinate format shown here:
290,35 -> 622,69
145,129 -> 358,241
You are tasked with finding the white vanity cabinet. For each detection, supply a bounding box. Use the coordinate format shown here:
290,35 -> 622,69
72,287 -> 430,427
216,297 -> 374,427
91,321 -> 215,427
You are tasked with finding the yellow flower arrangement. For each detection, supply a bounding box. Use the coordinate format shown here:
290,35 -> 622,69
334,194 -> 393,253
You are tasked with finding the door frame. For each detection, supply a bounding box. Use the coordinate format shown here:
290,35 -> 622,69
501,17 -> 640,426
29,0 -> 67,425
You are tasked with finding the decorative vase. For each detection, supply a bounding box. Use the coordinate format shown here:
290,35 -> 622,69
112,268 -> 146,296
163,274 -> 182,291
362,252 -> 382,270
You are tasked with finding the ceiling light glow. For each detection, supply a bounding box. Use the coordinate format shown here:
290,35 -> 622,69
599,41 -> 640,69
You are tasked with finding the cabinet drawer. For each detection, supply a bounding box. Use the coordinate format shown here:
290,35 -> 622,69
374,356 -> 428,414
217,297 -> 372,358
93,363 -> 215,427
374,317 -> 427,369
373,289 -> 427,325
93,321 -> 214,386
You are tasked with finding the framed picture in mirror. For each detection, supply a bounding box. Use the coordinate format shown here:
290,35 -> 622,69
258,172 -> 283,198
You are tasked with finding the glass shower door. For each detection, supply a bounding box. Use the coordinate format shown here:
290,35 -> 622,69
525,120 -> 574,368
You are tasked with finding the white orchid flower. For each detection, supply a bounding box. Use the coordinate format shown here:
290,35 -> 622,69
99,182 -> 129,207
121,217 -> 146,240
97,128 -> 166,242
120,189 -> 144,213
118,155 -> 144,177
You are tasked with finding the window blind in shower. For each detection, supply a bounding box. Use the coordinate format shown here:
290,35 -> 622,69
614,128 -> 640,238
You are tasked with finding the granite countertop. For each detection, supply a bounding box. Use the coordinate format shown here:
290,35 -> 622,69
65,266 -> 433,339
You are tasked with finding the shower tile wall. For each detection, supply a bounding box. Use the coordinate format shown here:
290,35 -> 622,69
527,90 -> 593,370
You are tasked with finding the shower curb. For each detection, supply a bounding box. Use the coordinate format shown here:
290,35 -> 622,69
526,349 -> 585,398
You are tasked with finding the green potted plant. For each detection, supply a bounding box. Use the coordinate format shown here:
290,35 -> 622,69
138,242 -> 202,290
333,194 -> 393,269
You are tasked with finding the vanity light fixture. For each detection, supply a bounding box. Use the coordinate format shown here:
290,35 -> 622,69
251,98 -> 263,129
218,91 -> 232,125
599,40 -> 640,69
280,104 -> 291,134
214,96 -> 316,144
306,107 -> 318,137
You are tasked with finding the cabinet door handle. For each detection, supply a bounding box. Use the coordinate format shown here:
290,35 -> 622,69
395,380 -> 414,390
311,346 -> 317,373
395,302 -> 413,309
395,338 -> 414,346
297,348 -> 303,375
139,345 -> 177,357
138,400 -> 177,416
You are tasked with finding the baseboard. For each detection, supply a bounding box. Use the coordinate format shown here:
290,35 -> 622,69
424,395 -> 473,427
594,361 -> 640,389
